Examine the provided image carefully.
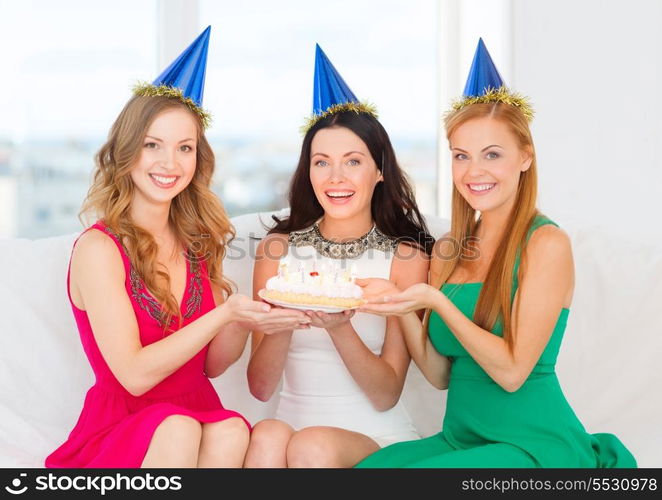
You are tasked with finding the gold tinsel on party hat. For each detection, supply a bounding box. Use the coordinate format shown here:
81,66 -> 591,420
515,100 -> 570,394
132,82 -> 212,129
300,101 -> 378,134
449,86 -> 534,122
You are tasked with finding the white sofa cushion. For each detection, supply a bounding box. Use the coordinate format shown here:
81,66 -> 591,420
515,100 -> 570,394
0,212 -> 659,467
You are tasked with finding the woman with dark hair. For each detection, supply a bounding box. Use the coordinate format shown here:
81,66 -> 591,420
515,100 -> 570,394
267,111 -> 432,251
243,46 -> 434,468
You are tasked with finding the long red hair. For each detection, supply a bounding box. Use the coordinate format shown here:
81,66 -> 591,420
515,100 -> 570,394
426,102 -> 539,349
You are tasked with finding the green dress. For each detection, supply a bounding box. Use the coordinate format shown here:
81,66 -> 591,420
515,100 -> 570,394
356,216 -> 636,468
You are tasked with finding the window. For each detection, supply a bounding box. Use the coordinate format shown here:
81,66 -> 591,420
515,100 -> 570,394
0,0 -> 157,238
0,0 -> 439,237
200,0 -> 439,217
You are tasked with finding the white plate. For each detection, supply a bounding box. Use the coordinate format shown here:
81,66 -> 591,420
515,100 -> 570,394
257,289 -> 361,313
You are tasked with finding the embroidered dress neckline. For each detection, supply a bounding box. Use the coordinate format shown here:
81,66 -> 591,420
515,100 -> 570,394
313,220 -> 376,245
98,221 -> 204,325
288,220 -> 397,259
141,253 -> 191,313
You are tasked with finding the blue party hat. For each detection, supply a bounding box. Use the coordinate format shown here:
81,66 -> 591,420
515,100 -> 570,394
133,26 -> 212,128
463,38 -> 504,97
302,44 -> 377,133
451,38 -> 534,121
312,44 -> 359,115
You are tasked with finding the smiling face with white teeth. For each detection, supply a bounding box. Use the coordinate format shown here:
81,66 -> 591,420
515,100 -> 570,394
130,107 -> 198,210
309,126 -> 383,232
449,116 -> 532,217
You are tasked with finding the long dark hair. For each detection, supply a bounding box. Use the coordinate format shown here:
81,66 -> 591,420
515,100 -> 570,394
269,111 -> 434,255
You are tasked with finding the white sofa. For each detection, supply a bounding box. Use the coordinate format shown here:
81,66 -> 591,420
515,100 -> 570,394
0,209 -> 660,467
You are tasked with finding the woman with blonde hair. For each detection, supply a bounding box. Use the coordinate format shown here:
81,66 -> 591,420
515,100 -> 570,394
45,27 -> 309,468
355,39 -> 636,468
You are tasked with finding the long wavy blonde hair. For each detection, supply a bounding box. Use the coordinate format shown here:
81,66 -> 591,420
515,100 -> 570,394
426,102 -> 539,349
80,95 -> 235,332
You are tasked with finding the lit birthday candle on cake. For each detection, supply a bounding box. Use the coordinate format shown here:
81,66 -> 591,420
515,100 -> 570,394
278,256 -> 287,277
262,254 -> 364,310
319,260 -> 327,285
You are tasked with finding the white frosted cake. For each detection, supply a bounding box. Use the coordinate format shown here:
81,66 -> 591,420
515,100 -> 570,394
262,256 -> 364,309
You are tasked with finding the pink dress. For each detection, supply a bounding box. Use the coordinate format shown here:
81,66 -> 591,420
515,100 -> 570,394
45,220 -> 249,468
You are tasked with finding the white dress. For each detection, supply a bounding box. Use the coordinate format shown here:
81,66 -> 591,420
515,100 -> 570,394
274,222 -> 419,447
